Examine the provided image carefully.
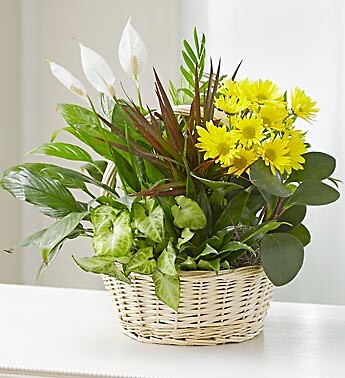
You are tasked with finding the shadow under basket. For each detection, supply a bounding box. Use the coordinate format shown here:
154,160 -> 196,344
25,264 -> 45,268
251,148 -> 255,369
103,266 -> 273,346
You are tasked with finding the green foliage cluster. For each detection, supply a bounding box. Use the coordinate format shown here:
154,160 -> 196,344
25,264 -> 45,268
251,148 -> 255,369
0,30 -> 340,311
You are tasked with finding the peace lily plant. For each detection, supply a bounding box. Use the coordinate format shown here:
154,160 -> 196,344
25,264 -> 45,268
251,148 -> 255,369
1,20 -> 340,311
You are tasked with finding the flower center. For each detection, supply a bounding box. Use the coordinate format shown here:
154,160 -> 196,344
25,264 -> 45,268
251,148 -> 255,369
243,126 -> 256,139
265,148 -> 277,161
262,117 -> 271,125
257,94 -> 267,101
233,156 -> 247,169
217,142 -> 230,155
70,85 -> 84,97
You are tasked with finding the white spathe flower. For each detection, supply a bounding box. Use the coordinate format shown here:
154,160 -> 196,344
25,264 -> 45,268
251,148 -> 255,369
48,61 -> 88,102
79,42 -> 116,98
118,18 -> 147,80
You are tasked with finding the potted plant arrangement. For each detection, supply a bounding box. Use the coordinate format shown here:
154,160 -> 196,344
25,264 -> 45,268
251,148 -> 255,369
1,19 -> 340,345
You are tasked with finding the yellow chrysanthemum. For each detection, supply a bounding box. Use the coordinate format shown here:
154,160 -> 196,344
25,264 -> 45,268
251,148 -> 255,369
291,87 -> 319,122
243,79 -> 284,104
226,147 -> 258,176
283,134 -> 307,174
261,137 -> 291,175
231,116 -> 264,147
196,121 -> 234,163
218,78 -> 245,97
215,95 -> 249,114
259,104 -> 288,130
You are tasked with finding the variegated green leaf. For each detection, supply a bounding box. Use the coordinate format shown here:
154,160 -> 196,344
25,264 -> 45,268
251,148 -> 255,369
92,206 -> 132,258
125,247 -> 156,275
152,269 -> 180,312
171,196 -> 206,230
132,200 -> 164,243
157,241 -> 177,276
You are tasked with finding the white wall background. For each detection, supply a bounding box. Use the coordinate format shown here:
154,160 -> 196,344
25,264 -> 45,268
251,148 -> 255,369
0,0 -> 344,305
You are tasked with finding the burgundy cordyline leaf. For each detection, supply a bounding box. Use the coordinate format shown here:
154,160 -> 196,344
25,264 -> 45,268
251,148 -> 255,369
153,68 -> 184,152
231,59 -> 243,81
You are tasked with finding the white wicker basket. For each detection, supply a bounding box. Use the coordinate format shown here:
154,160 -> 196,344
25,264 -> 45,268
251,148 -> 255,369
101,105 -> 273,345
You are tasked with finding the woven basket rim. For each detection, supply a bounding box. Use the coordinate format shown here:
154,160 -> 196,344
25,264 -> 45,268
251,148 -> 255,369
124,265 -> 264,281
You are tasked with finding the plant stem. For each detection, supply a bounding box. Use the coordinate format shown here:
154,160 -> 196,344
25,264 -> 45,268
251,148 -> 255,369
135,79 -> 144,112
273,197 -> 284,220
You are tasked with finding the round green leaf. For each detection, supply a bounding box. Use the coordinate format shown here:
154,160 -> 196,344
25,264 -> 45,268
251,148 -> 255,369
249,160 -> 292,197
288,181 -> 340,206
288,152 -> 336,182
289,224 -> 311,247
261,233 -> 304,286
277,205 -> 307,232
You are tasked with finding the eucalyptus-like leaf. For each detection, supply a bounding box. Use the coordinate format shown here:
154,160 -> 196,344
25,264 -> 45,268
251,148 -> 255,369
40,212 -> 88,263
92,206 -> 132,258
48,61 -> 88,101
73,255 -> 130,284
79,42 -> 116,98
287,152 -> 336,183
171,196 -> 207,230
118,18 -> 147,80
287,181 -> 340,207
288,224 -> 311,247
250,159 -> 292,197
152,269 -> 180,312
261,233 -> 304,286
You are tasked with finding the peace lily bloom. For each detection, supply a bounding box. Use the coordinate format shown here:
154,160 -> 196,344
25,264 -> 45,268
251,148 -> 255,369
48,61 -> 88,102
118,18 -> 147,80
79,42 -> 116,98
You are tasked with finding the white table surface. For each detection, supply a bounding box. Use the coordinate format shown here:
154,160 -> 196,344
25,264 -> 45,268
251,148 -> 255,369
0,284 -> 344,378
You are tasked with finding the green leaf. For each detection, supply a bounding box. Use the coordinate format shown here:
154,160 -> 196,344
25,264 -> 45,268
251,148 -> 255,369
73,255 -> 130,284
81,160 -> 107,182
191,172 -> 243,191
57,103 -> 99,128
220,241 -> 254,254
277,205 -> 306,232
288,224 -> 311,246
180,65 -> 194,87
250,160 -> 292,197
197,258 -> 220,274
197,243 -> 218,259
125,247 -> 156,275
157,241 -> 177,276
92,206 -> 132,258
40,212 -> 88,263
261,233 -> 304,286
29,142 -> 93,163
18,228 -> 47,248
132,200 -> 165,243
213,190 -> 250,233
241,221 -> 288,244
287,152 -> 336,182
287,181 -> 340,206
0,168 -> 85,218
179,256 -> 197,270
171,196 -> 207,230
177,228 -> 194,249
153,270 -> 180,312
183,40 -> 198,64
